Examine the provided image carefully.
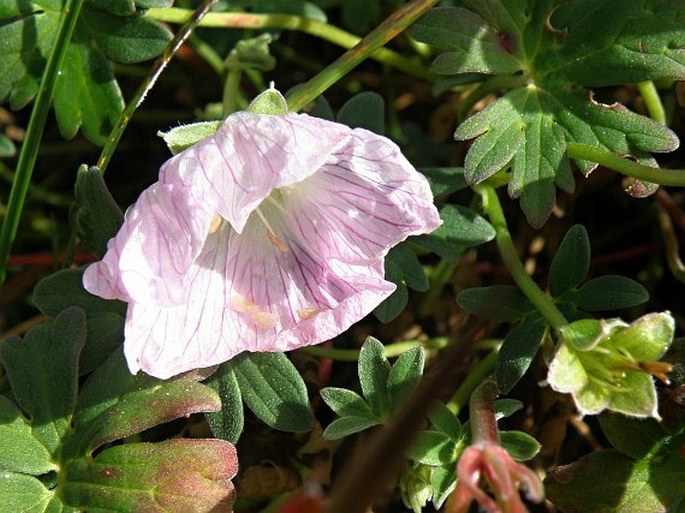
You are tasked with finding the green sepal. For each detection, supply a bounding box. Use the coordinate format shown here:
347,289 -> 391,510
159,121 -> 223,155
247,87 -> 289,116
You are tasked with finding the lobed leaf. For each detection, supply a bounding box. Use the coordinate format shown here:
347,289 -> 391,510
0,396 -> 55,475
0,307 -> 86,456
61,439 -> 238,513
0,473 -> 53,513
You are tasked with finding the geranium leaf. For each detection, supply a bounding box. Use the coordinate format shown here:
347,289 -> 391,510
61,439 -> 237,513
499,430 -> 541,461
0,1 -> 171,144
431,204 -> 496,247
205,364 -> 245,444
0,396 -> 55,475
598,413 -> 666,459
337,91 -> 385,134
427,401 -> 463,440
322,415 -> 381,440
320,387 -> 375,418
374,260 -> 408,322
0,473 -> 53,513
409,7 -> 521,75
232,352 -> 313,433
0,307 -> 86,456
387,244 -> 429,292
550,0 -> 685,86
69,350 -> 221,456
421,167 -> 470,197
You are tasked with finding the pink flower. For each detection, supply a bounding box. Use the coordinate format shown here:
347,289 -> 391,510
448,443 -> 544,513
84,108 -> 440,378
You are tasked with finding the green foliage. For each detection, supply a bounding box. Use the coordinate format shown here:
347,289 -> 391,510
73,165 -> 125,258
321,337 -> 424,439
411,0 -> 683,226
545,422 -> 685,512
337,91 -> 385,134
0,1 -> 172,144
457,224 -> 649,392
0,309 -> 236,512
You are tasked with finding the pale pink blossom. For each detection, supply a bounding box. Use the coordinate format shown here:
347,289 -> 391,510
84,110 -> 440,378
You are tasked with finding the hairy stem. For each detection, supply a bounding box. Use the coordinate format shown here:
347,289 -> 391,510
476,183 -> 568,330
146,7 -> 434,82
566,143 -> 685,186
97,0 -> 216,172
286,0 -> 440,111
469,379 -> 500,445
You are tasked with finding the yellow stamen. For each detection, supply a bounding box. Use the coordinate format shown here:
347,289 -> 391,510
230,295 -> 279,328
298,307 -> 320,320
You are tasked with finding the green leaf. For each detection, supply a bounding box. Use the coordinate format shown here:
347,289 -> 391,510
457,285 -> 535,322
549,225 -> 591,297
61,439 -> 238,512
322,415 -> 381,440
337,91 -> 385,134
159,120 -> 223,155
421,167 -> 469,197
70,350 -> 221,456
408,430 -> 456,466
0,133 -> 16,157
341,0 -> 380,33
455,94 -> 524,184
0,307 -> 86,456
0,2 -> 171,144
387,345 -> 424,410
358,337 -> 392,417
499,430 -> 541,461
0,473 -> 53,513
430,465 -> 457,510
409,7 -> 522,75
550,0 -> 685,87
493,398 -> 524,420
387,244 -> 429,292
571,275 -> 649,311
53,37 -> 124,144
0,396 -> 55,475
496,315 -> 546,393
205,364 -> 245,444
427,401 -> 463,440
598,413 -> 666,459
545,435 -> 685,513
73,165 -> 125,258
431,204 -> 496,247
320,387 -> 375,418
32,268 -> 126,375
373,260 -> 408,322
232,352 -> 313,433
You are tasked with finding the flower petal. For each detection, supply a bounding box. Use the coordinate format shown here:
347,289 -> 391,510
124,217 -> 395,378
279,129 -> 441,265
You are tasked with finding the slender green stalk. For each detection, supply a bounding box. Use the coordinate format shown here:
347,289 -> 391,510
447,347 -> 499,415
300,337 -> 449,361
476,183 -> 568,330
189,35 -> 225,76
566,143 -> 685,187
286,0 -> 440,111
637,81 -> 667,125
0,0 -> 85,284
222,69 -> 243,116
146,6 -> 435,84
97,0 -> 217,172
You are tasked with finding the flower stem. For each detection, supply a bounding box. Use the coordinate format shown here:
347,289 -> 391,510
0,0 -> 85,285
469,379 -> 500,445
637,81 -> 666,125
285,0 -> 440,111
300,337 -> 449,361
476,183 -> 568,331
145,8 -> 434,82
447,347 -> 499,415
566,143 -> 685,187
97,0 -> 216,172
